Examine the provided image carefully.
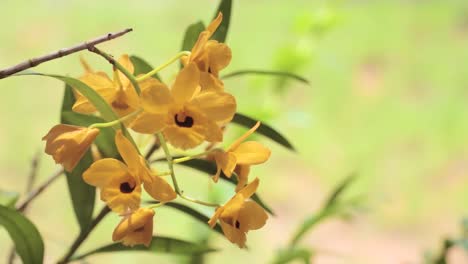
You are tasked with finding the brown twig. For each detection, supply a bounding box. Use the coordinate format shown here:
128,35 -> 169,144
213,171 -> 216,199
57,205 -> 111,264
16,168 -> 64,212
0,28 -> 133,79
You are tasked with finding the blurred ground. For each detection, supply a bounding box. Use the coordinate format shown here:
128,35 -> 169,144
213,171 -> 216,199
0,0 -> 468,263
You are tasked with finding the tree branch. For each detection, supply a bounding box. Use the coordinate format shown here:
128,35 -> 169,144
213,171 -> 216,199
16,168 -> 64,212
0,28 -> 133,79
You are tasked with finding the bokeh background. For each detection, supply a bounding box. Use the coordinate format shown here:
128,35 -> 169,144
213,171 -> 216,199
1,0 -> 468,263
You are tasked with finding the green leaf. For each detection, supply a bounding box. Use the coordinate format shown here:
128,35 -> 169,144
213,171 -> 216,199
323,174 -> 356,209
17,72 -> 119,122
165,158 -> 275,215
211,0 -> 232,43
232,113 -> 295,151
0,190 -> 19,208
64,151 -> 95,232
0,205 -> 44,264
71,236 -> 217,260
130,55 -> 161,81
273,248 -> 313,264
181,21 -> 205,52
60,85 -> 95,232
164,202 -> 223,236
222,70 -> 310,85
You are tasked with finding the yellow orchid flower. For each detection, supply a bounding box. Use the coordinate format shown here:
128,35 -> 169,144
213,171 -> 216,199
212,122 -> 271,190
112,207 -> 155,247
182,12 -> 232,91
83,130 -> 176,213
42,124 -> 99,172
73,55 -> 140,117
208,178 -> 268,248
130,63 -> 236,150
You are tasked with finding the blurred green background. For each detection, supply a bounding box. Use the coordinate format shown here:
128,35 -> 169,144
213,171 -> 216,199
1,0 -> 468,263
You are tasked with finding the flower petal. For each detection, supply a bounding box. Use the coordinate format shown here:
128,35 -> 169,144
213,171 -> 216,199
140,78 -> 173,114
219,220 -> 247,248
214,151 -> 237,177
117,54 -> 135,87
171,63 -> 200,105
232,141 -> 271,165
199,72 -> 224,91
112,208 -> 155,247
115,130 -> 140,172
206,41 -> 232,75
83,158 -> 129,187
190,91 -> 236,124
234,165 -> 250,192
143,175 -> 177,202
129,112 -> 167,134
237,177 -> 259,200
206,12 -> 223,37
237,200 -> 268,231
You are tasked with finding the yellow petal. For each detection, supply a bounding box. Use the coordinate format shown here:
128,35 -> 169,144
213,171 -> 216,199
112,208 -> 154,247
206,12 -> 223,37
206,41 -> 232,75
214,151 -> 237,177
234,165 -> 250,192
101,179 -> 141,213
220,193 -> 245,220
204,120 -> 223,143
129,112 -> 167,134
232,141 -> 271,165
140,78 -> 173,114
117,54 -> 135,87
237,177 -> 260,200
163,106 -> 207,150
171,63 -> 200,105
236,200 -> 268,231
143,175 -> 177,202
190,31 -> 210,62
42,125 -> 99,172
227,122 -> 261,151
115,130 -> 140,172
79,56 -> 93,73
82,158 -> 129,187
219,220 -> 247,248
199,72 -> 224,91
208,206 -> 224,228
190,91 -> 236,124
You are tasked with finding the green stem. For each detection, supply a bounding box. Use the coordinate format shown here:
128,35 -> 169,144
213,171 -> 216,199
89,109 -> 142,129
87,46 -> 141,95
172,150 -> 216,164
136,51 -> 191,82
156,133 -> 220,208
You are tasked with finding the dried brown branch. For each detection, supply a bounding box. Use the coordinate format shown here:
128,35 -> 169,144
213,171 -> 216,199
0,28 -> 133,79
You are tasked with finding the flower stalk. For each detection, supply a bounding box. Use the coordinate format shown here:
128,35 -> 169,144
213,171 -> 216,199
136,51 -> 191,82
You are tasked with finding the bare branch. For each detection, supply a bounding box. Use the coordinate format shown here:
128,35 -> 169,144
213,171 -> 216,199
16,168 -> 64,212
0,28 -> 133,79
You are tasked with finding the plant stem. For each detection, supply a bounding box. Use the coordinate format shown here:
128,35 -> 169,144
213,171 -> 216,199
57,206 -> 110,264
172,150 -> 215,164
0,28 -> 133,79
156,133 -> 219,208
87,46 -> 142,95
136,51 -> 191,82
89,109 -> 142,129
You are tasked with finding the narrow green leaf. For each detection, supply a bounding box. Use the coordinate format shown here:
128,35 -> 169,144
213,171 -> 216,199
323,174 -> 355,209
211,0 -> 232,43
17,72 -> 118,122
181,21 -> 205,52
165,158 -> 275,215
0,190 -> 19,208
222,70 -> 310,85
130,55 -> 161,81
164,202 -> 223,235
289,210 -> 330,247
273,248 -> 313,264
232,113 -> 295,151
64,151 -> 95,232
0,205 -> 44,264
71,236 -> 217,260
60,85 -> 95,231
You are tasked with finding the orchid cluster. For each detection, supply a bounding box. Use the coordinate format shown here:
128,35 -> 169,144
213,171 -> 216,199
42,13 -> 271,248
